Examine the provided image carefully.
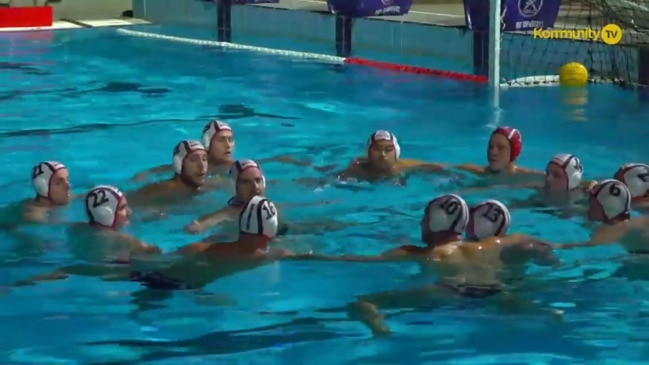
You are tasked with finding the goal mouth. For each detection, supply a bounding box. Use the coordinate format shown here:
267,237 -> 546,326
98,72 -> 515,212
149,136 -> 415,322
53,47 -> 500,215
500,75 -> 618,88
500,75 -> 562,88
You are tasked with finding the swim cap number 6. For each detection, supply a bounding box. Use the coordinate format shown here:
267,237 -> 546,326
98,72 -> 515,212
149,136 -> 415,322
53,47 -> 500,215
440,199 -> 460,215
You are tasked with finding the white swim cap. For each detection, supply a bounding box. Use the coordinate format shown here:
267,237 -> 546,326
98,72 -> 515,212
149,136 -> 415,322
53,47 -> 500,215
239,196 -> 278,239
202,120 -> 232,150
32,161 -> 66,198
614,163 -> 649,199
424,194 -> 470,234
85,185 -> 124,228
173,140 -> 206,175
590,179 -> 631,220
549,153 -> 583,190
229,159 -> 266,187
368,130 -> 401,159
466,199 -> 511,241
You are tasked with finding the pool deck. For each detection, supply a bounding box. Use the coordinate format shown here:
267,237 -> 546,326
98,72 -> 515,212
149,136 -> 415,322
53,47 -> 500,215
0,17 -> 150,32
0,0 -> 603,32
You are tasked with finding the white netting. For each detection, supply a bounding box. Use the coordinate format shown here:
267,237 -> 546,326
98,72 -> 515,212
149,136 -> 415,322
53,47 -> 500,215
115,28 -> 346,64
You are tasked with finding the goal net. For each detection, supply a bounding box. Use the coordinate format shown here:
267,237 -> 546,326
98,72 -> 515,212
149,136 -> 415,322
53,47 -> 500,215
498,0 -> 649,87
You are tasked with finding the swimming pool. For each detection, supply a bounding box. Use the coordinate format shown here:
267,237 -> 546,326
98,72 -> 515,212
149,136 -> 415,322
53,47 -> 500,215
2,24 -> 649,364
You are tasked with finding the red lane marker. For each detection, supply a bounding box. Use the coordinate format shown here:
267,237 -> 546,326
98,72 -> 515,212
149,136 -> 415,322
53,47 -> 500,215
345,57 -> 488,83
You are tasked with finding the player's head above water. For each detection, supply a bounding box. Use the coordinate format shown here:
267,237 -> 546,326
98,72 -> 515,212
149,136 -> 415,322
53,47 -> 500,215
173,140 -> 208,187
614,163 -> 649,200
202,120 -> 234,163
239,195 -> 278,240
545,153 -> 583,193
487,126 -> 522,172
367,130 -> 400,169
466,199 -> 511,241
32,161 -> 71,205
230,159 -> 266,201
420,194 -> 470,245
588,179 -> 631,223
85,185 -> 131,229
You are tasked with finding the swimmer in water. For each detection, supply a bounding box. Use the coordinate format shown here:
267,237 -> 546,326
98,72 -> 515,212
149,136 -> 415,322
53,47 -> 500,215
185,159 -> 266,233
503,154 -> 594,212
128,140 -> 208,206
183,159 -> 349,236
297,194 -> 555,272
132,120 -> 234,181
269,130 -> 446,184
14,185 -> 160,286
15,161 -> 72,224
336,130 -> 447,182
293,194 -> 556,335
558,179 -> 649,254
455,126 -> 541,183
465,199 -> 556,272
465,199 -> 512,241
129,195 -> 291,290
613,163 -> 649,212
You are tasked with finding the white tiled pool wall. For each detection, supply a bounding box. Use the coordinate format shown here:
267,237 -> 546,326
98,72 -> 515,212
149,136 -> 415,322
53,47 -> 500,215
131,0 -> 637,82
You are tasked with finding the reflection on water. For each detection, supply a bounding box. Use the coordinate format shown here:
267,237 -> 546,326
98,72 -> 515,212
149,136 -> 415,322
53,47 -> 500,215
561,88 -> 588,122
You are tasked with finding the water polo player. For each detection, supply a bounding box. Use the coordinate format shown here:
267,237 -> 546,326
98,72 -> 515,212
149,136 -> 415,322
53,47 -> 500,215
18,161 -> 72,224
559,179 -> 649,254
129,140 -> 208,206
131,120 -> 234,181
456,126 -> 541,181
14,185 -> 160,287
185,159 -> 266,233
465,199 -> 511,241
465,199 -> 555,268
184,159 -> 346,236
336,130 -> 447,182
496,154 -> 594,214
130,195 -> 290,290
295,194 -> 555,274
264,130 -> 447,184
613,163 -> 649,211
292,194 -> 556,336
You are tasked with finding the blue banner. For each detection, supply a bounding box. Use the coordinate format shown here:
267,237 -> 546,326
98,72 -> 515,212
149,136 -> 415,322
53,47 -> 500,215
327,0 -> 412,18
464,0 -> 560,31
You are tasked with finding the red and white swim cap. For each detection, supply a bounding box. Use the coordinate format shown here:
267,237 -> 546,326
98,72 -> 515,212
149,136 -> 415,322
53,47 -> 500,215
202,120 -> 232,150
549,153 -> 583,190
32,161 -> 66,199
239,195 -> 278,239
466,199 -> 511,241
368,130 -> 401,158
424,194 -> 470,234
173,140 -> 206,175
85,185 -> 125,228
492,126 -> 522,161
590,179 -> 631,220
614,163 -> 649,199
229,159 -> 266,188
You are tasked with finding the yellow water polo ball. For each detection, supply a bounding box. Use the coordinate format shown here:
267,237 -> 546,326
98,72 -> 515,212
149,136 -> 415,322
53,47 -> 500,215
559,62 -> 588,87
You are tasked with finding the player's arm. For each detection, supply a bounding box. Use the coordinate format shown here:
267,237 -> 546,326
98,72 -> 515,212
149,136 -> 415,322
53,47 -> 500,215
287,246 -> 414,263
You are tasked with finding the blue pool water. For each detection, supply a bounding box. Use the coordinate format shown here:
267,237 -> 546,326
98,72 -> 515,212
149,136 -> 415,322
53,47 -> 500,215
2,25 -> 649,364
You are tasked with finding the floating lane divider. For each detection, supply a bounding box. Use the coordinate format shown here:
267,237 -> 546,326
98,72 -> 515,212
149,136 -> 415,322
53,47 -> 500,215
116,28 -> 488,83
115,28 -> 345,64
